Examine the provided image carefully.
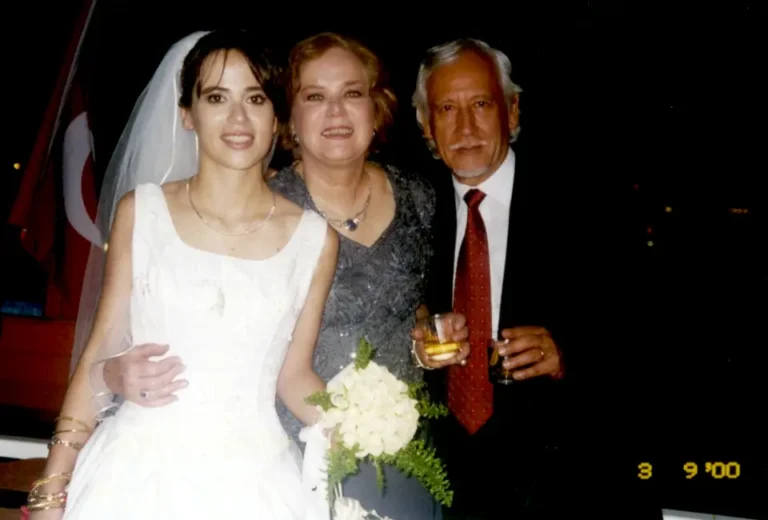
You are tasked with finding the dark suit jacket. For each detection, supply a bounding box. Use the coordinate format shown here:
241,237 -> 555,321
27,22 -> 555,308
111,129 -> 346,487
423,136 -> 573,405
421,137 -> 580,516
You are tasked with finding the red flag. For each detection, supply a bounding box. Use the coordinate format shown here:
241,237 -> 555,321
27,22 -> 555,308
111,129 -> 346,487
8,0 -> 101,319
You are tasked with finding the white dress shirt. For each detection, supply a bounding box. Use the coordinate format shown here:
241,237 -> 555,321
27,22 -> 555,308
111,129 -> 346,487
452,148 -> 515,339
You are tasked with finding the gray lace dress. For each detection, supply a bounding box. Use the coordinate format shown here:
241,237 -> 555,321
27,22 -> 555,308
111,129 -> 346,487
269,163 -> 442,519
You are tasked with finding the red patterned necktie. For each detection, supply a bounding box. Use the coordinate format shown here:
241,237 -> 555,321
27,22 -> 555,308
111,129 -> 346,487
448,188 -> 493,434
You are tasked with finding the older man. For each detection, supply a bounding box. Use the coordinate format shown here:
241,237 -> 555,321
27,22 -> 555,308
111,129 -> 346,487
410,38 -> 576,519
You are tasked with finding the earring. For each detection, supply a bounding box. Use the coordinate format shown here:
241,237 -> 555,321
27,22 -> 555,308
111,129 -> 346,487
292,133 -> 299,145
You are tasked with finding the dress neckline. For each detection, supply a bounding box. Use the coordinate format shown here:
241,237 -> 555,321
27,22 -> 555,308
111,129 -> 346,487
284,164 -> 399,251
152,183 -> 310,264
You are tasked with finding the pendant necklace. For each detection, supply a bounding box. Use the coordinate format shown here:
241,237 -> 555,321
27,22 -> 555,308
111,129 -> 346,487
306,169 -> 372,232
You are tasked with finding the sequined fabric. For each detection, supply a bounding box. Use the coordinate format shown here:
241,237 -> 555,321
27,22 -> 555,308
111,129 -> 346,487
269,163 -> 436,442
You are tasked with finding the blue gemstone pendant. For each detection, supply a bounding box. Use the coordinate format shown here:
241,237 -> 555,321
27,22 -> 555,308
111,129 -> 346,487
344,218 -> 359,231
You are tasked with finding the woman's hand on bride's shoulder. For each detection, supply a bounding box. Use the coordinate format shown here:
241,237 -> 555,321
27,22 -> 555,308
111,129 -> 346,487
103,343 -> 188,407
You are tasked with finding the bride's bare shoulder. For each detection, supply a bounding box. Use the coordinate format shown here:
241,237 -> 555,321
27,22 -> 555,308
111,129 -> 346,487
274,192 -> 305,221
274,192 -> 316,245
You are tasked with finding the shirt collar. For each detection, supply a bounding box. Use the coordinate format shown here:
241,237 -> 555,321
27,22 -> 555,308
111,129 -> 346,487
452,147 -> 515,208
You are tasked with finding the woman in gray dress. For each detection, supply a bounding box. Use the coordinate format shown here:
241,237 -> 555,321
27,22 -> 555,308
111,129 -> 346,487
268,32 -> 469,519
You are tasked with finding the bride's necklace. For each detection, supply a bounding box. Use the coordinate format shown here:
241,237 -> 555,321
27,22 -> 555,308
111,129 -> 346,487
305,169 -> 372,232
186,180 -> 276,237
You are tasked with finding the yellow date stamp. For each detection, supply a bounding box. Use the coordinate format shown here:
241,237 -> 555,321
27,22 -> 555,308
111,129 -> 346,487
637,461 -> 742,480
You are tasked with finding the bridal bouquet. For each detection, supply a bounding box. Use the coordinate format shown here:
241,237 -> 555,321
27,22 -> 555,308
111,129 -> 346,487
305,338 -> 453,518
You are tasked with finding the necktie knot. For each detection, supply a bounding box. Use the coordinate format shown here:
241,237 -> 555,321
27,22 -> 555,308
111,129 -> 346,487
464,189 -> 486,209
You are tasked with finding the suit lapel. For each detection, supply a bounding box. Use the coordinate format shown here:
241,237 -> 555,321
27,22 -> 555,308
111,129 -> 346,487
426,169 -> 458,315
498,143 -> 532,330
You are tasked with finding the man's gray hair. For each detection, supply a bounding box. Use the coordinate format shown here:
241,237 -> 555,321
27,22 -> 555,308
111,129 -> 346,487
412,38 -> 523,155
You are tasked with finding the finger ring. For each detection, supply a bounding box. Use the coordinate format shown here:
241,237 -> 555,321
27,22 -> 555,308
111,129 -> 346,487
539,348 -> 545,358
139,389 -> 149,399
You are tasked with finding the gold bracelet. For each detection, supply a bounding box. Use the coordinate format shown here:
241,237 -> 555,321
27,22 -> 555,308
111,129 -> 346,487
27,499 -> 67,512
28,488 -> 68,511
54,428 -> 90,435
411,340 -> 435,370
31,472 -> 71,490
55,415 -> 93,432
28,491 -> 67,503
48,437 -> 84,451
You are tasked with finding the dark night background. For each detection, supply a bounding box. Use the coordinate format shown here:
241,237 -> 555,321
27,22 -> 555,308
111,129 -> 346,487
4,2 -> 766,517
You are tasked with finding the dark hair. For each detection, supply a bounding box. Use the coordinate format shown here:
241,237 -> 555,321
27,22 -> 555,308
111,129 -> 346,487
179,30 -> 286,119
281,32 -> 397,153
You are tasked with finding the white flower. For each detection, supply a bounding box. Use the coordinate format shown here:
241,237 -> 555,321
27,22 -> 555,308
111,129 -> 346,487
318,407 -> 346,430
319,360 -> 420,458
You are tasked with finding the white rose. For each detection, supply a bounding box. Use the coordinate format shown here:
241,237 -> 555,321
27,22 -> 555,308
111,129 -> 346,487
368,415 -> 389,435
328,364 -> 358,393
368,389 -> 383,408
319,407 -> 346,430
383,425 -> 410,454
360,434 -> 384,457
373,381 -> 389,399
354,423 -> 374,445
341,428 -> 359,449
339,415 -> 357,436
353,367 -> 373,389
397,413 -> 419,443
380,418 -> 403,455
362,362 -> 387,384
383,431 -> 404,455
330,392 -> 350,410
344,406 -> 364,431
348,385 -> 374,410
380,370 -> 407,393
390,400 -> 419,447
391,398 -> 412,416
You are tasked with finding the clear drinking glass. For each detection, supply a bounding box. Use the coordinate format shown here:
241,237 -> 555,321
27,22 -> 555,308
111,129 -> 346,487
488,338 -> 515,385
419,314 -> 461,361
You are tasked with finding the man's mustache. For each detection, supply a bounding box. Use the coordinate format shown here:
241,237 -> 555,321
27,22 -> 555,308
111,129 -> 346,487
448,140 -> 487,151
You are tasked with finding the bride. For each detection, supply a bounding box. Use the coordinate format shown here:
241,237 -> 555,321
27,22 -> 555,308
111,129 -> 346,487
26,30 -> 338,519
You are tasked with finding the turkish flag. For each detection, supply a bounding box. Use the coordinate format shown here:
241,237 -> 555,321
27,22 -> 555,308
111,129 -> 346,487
8,0 -> 101,319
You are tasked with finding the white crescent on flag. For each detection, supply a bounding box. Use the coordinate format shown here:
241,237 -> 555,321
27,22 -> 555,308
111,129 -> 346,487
62,111 -> 103,247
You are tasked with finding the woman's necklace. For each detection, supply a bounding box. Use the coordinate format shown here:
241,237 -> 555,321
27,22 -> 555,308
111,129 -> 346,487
186,180 -> 276,237
304,168 -> 372,232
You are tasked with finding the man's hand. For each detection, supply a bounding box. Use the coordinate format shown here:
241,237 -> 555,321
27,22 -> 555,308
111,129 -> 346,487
103,343 -> 187,407
498,326 -> 564,380
410,312 -> 470,369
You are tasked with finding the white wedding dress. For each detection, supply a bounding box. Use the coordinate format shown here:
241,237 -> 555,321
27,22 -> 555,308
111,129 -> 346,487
62,183 -> 329,519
